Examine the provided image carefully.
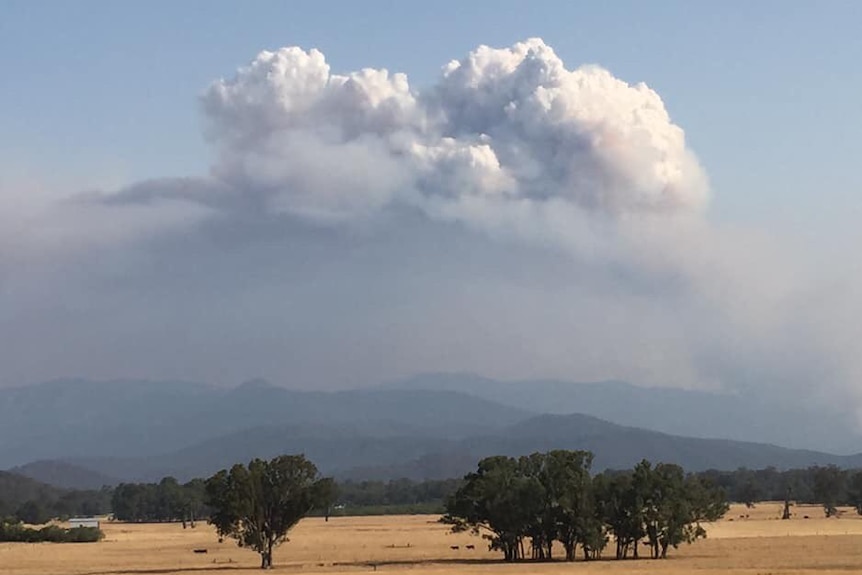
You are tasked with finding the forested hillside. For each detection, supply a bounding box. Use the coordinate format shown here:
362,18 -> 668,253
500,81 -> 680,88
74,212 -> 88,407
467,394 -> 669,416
0,471 -> 111,523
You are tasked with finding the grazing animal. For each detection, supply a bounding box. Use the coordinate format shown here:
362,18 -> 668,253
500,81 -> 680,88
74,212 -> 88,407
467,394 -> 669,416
450,545 -> 460,550
193,549 -> 208,554
465,544 -> 475,550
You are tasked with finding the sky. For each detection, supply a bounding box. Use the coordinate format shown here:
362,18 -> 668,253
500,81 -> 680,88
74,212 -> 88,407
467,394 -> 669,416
1,1 -> 862,418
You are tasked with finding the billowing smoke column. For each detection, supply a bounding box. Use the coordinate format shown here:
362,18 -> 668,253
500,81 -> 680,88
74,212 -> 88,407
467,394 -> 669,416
202,38 -> 709,234
12,37 -> 862,437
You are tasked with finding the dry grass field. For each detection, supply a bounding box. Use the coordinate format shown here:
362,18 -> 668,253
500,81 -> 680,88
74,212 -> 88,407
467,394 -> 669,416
4,503 -> 862,575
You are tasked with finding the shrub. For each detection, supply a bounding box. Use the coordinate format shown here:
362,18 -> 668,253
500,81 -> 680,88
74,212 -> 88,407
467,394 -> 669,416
0,518 -> 103,543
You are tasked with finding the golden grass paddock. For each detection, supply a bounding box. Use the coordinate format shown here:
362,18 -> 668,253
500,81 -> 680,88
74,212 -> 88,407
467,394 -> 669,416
4,503 -> 862,575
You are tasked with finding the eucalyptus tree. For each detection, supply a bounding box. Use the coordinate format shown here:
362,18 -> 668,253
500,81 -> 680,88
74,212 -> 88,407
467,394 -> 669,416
445,451 -> 727,563
442,455 -> 540,561
205,455 -> 329,569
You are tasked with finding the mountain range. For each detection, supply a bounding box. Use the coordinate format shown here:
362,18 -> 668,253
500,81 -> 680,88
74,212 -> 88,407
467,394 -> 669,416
3,375 -> 860,489
382,373 -> 860,454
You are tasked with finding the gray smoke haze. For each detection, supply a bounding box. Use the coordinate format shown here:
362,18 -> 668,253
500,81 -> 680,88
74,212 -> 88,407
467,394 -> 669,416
2,39 -> 861,429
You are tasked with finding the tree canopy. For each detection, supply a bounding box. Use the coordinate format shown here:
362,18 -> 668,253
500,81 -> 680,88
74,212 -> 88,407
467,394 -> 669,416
443,451 -> 728,562
205,455 -> 329,569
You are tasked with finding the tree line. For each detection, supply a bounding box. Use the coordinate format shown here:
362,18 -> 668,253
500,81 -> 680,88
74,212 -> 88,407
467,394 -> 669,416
328,477 -> 461,515
111,477 -> 208,526
8,464 -> 862,528
7,463 -> 862,528
443,450 -> 728,561
106,476 -> 459,522
700,464 -> 862,517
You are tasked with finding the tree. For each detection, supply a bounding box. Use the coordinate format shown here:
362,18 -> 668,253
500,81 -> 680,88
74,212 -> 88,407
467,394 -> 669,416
445,451 -> 606,562
782,486 -> 793,520
847,471 -> 862,515
15,500 -> 50,525
442,455 -> 540,561
445,452 -> 728,564
181,478 -> 208,528
112,483 -> 153,522
539,450 -> 600,561
156,477 -> 184,521
597,461 -> 727,560
739,480 -> 760,509
595,471 -> 642,559
654,469 -> 727,559
639,462 -> 727,559
312,478 -> 339,522
812,465 -> 845,518
205,455 -> 327,569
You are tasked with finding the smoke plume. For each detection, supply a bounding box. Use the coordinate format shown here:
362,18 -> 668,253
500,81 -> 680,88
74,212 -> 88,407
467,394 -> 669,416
4,38 -> 862,446
201,39 -> 708,231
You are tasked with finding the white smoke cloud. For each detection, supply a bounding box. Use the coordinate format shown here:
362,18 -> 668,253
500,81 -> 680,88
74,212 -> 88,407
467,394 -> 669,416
202,38 -> 708,234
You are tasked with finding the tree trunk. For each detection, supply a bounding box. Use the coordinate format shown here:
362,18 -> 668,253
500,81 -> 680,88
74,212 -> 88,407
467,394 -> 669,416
782,487 -> 792,520
618,538 -> 630,559
505,541 -> 518,562
260,539 -> 274,569
529,536 -> 543,560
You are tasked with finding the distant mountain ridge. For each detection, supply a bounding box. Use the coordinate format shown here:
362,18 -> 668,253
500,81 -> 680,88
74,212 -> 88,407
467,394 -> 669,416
380,373 -> 862,454
0,378 -> 530,469
51,411 -> 862,484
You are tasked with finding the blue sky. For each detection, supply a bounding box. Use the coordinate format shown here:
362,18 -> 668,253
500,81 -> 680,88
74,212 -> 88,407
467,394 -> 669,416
2,0 -> 860,230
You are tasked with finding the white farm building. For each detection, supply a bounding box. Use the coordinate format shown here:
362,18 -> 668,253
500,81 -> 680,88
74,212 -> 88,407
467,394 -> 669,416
68,517 -> 100,528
